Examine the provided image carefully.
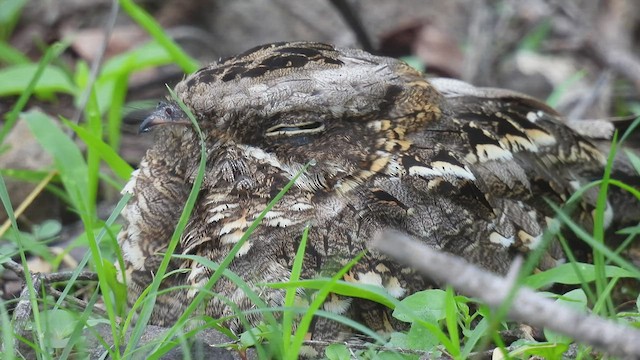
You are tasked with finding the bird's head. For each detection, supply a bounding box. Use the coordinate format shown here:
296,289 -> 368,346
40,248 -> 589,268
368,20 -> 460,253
141,42 -> 445,192
139,101 -> 191,133
168,42 -> 442,156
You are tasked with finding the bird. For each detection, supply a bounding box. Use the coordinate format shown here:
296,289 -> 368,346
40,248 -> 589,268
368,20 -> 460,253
117,41 -> 634,341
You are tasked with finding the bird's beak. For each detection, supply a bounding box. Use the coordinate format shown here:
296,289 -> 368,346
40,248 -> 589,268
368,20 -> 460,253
139,114 -> 167,133
139,101 -> 191,134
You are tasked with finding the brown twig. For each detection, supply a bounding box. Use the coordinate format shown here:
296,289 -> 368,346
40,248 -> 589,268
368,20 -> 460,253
2,258 -> 25,278
372,230 -> 640,359
0,170 -> 57,238
6,264 -> 102,352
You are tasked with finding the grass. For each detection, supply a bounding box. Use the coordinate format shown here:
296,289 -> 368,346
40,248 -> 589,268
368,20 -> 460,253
0,2 -> 639,359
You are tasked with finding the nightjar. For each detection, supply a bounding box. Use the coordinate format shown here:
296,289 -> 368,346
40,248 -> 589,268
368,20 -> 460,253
118,41 -> 636,340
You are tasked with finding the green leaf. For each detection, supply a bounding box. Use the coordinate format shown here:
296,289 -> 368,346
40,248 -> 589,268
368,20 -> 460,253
32,219 -> 62,240
118,0 -> 199,73
543,289 -> 587,343
524,262 -> 636,289
0,168 -> 55,183
0,63 -> 76,97
393,289 -> 446,323
325,343 -> 350,360
44,309 -> 77,348
100,41 -> 176,78
617,224 -> 640,235
2,227 -> 54,262
239,327 -> 266,348
23,110 -> 89,211
0,41 -> 30,64
508,341 -> 569,359
266,279 -> 397,310
0,293 -> 14,358
374,351 -> 419,360
1,42 -> 68,145
626,149 -> 640,175
461,317 -> 489,357
64,119 -> 133,180
444,287 -> 460,354
0,0 -> 26,39
389,324 -> 440,351
101,259 -> 129,316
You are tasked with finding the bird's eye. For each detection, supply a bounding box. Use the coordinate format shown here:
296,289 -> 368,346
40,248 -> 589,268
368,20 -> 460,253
265,121 -> 325,137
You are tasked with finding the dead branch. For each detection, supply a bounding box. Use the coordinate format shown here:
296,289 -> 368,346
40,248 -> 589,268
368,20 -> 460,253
371,230 -> 640,359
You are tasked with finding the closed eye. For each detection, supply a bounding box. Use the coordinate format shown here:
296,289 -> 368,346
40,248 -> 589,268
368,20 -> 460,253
265,121 -> 325,136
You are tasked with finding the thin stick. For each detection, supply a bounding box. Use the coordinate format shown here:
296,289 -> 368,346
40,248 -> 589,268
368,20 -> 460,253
0,170 -> 57,238
372,230 -> 640,359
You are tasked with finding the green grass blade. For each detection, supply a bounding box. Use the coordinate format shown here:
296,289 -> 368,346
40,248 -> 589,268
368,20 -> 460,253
163,255 -> 272,359
445,287 -> 460,358
118,0 -> 199,73
547,201 -> 640,278
287,253 -> 365,360
63,119 -> 134,181
0,63 -> 75,97
591,132 -> 618,316
106,75 -> 128,150
282,225 -> 310,353
152,158 -> 313,355
0,174 -> 47,357
0,40 -> 30,64
267,279 -> 397,309
23,111 -> 89,211
0,293 -> 15,359
24,111 -> 127,357
524,262 -> 636,289
0,0 -> 26,40
0,42 -> 70,145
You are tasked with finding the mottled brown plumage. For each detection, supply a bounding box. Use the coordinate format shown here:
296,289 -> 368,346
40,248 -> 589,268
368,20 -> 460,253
118,42 -> 629,340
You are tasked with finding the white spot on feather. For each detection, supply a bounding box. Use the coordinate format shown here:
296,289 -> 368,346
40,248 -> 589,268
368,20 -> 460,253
291,202 -> 314,211
357,271 -> 383,287
323,294 -> 352,314
525,129 -> 557,147
187,264 -> 207,283
474,144 -> 513,163
221,230 -> 244,244
408,165 -> 442,178
121,169 -> 140,195
121,235 -> 145,270
187,278 -> 207,298
209,203 -> 239,213
235,241 -> 253,257
501,135 -> 538,153
264,217 -> 294,227
384,277 -> 406,298
518,230 -> 542,249
489,232 -> 515,247
219,217 -> 248,235
431,161 -> 476,180
207,212 -> 229,223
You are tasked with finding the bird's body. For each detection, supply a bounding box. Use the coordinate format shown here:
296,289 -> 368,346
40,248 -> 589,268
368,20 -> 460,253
118,42 -> 624,339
